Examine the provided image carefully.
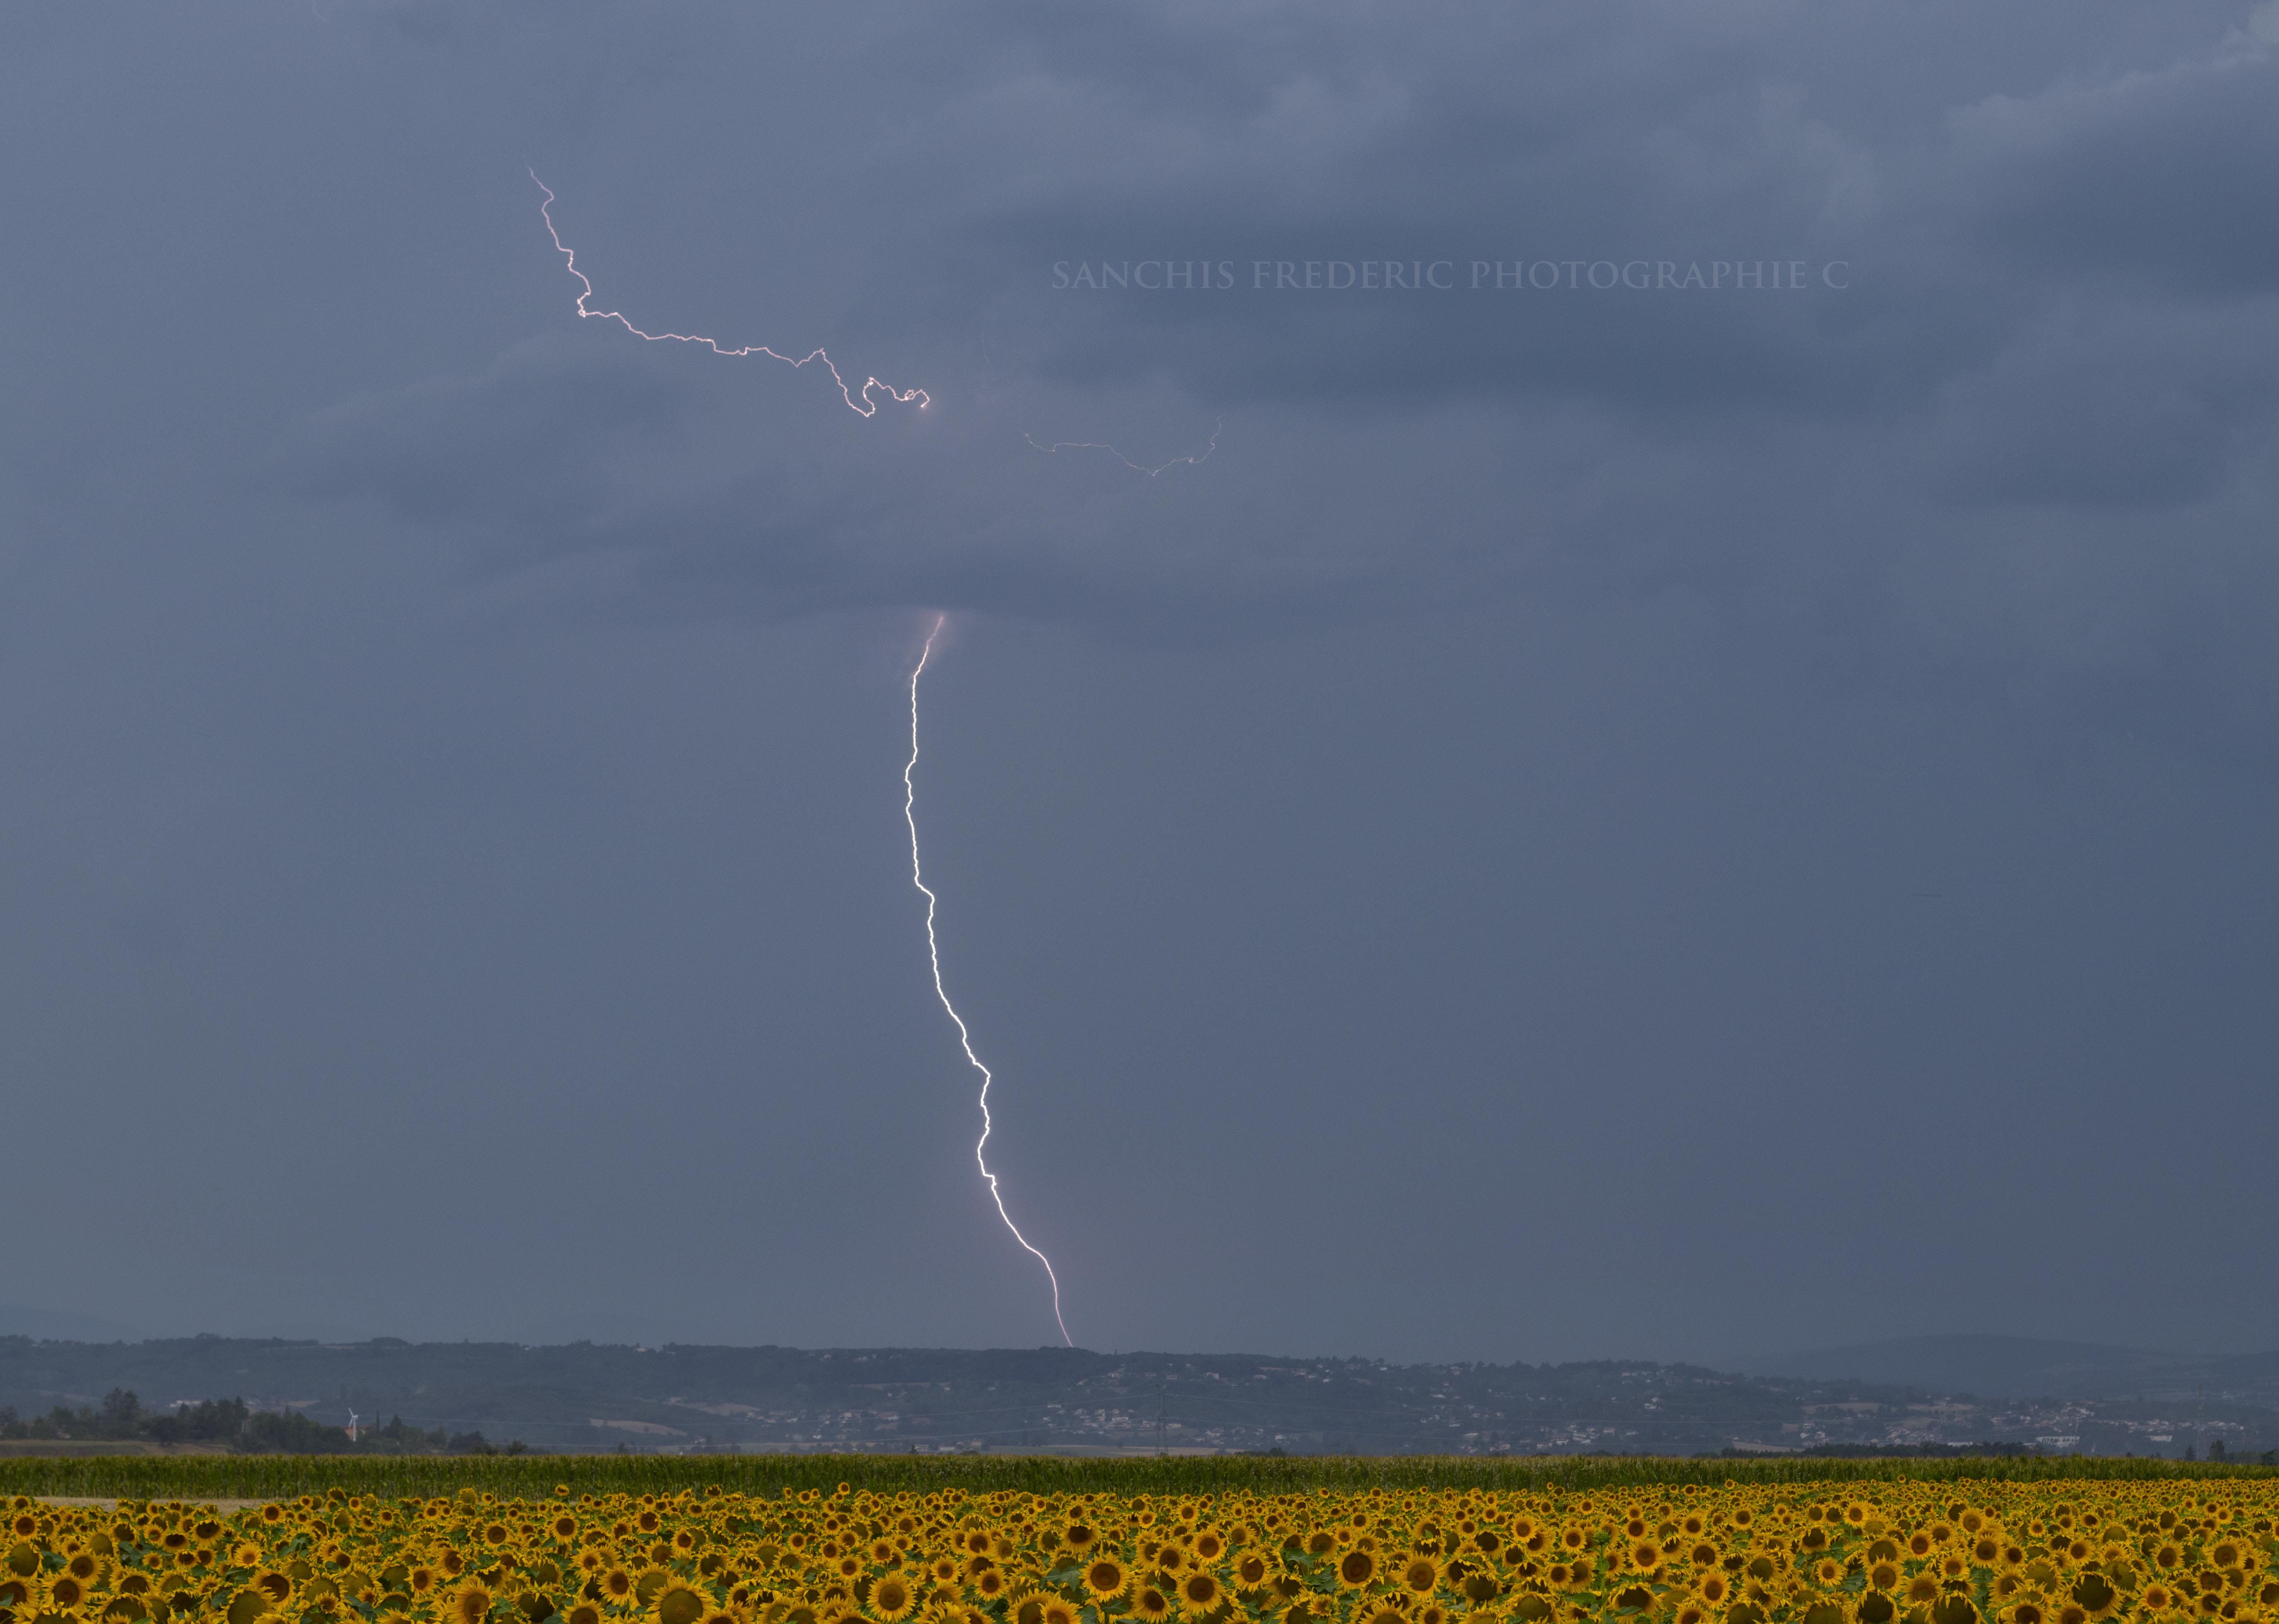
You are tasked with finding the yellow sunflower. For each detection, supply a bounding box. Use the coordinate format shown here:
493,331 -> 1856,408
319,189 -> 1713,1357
653,1582 -> 707,1624
1177,1571 -> 1223,1615
867,1576 -> 917,1623
46,1575 -> 89,1612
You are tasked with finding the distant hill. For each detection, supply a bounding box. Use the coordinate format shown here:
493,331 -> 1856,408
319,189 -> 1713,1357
1739,1335 -> 2279,1405
7,1334 -> 2274,1458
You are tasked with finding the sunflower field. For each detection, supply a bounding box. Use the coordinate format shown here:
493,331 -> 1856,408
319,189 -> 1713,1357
8,1479 -> 2279,1624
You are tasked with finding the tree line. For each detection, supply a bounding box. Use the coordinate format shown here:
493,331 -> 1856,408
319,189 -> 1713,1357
0,1389 -> 522,1453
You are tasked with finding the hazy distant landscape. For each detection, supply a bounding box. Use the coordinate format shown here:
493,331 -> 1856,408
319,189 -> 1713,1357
5,1330 -> 2274,1459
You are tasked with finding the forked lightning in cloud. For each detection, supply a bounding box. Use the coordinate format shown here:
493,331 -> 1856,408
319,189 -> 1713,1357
1024,417 -> 1223,476
905,617 -> 1073,1346
530,171 -> 927,417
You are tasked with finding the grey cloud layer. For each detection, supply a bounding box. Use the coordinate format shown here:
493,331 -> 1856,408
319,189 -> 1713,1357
244,0 -> 2277,718
4,0 -> 2277,1360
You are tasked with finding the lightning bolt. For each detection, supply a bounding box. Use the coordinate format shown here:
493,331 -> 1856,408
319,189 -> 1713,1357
531,170 -> 927,417
904,616 -> 1073,1347
1023,417 -> 1223,476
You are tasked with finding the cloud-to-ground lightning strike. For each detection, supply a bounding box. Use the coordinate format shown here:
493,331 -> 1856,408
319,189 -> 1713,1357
1023,417 -> 1223,476
531,171 -> 927,417
904,617 -> 1073,1347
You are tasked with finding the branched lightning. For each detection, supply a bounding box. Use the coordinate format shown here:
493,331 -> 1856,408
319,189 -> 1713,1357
531,170 -> 927,417
904,616 -> 1073,1347
1024,417 -> 1223,476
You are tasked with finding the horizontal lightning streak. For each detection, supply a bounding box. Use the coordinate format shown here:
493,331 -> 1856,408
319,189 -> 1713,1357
1023,417 -> 1223,476
905,617 -> 1073,1348
530,170 -> 927,417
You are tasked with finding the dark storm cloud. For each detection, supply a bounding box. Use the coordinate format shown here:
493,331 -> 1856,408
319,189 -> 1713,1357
1953,25 -> 2279,295
260,0 -> 2279,699
4,0 -> 2277,1365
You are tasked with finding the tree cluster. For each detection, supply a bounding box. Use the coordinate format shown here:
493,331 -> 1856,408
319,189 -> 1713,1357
0,1389 -> 522,1454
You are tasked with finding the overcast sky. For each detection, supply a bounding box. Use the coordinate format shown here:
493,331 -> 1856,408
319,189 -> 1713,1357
2,0 -> 2275,1366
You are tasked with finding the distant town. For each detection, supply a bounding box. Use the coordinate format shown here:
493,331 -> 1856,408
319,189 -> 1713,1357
4,1334 -> 2275,1458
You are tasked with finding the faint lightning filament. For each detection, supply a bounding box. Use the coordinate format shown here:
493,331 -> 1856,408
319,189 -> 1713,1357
904,617 -> 1073,1346
531,171 -> 927,417
1024,417 -> 1222,475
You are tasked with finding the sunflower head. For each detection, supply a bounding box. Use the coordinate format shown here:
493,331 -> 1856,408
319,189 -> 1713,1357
868,1577 -> 916,1624
654,1584 -> 707,1624
456,1584 -> 495,1624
